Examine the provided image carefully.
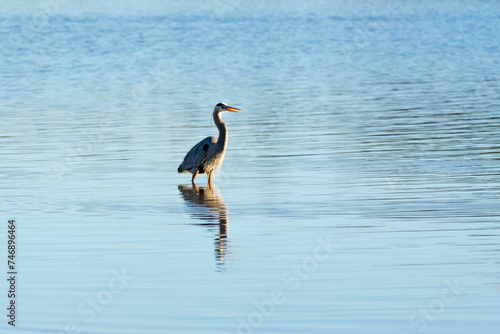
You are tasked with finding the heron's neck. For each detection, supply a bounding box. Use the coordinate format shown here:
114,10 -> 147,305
213,111 -> 228,148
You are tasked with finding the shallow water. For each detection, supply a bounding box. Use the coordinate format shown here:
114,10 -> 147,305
1,2 -> 500,333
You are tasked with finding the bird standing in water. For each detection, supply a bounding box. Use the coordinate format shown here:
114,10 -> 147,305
178,103 -> 241,187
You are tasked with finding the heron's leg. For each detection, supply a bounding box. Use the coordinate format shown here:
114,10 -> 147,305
192,182 -> 199,192
207,171 -> 213,189
191,170 -> 199,184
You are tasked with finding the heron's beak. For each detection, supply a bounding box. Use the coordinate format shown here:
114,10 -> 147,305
226,106 -> 241,113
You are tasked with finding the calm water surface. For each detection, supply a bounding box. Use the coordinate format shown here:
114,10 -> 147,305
1,3 -> 500,334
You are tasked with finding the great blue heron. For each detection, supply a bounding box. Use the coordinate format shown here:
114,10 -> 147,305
178,103 -> 241,186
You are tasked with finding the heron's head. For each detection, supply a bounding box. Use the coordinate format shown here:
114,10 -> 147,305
214,102 -> 241,113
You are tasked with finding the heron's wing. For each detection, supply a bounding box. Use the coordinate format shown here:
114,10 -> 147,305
178,136 -> 217,173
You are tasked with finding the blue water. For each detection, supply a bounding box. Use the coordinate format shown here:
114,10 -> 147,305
1,2 -> 500,333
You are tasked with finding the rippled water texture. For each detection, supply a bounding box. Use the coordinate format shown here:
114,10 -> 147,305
1,2 -> 500,333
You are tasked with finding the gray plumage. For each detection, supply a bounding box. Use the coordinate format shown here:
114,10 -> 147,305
178,103 -> 241,186
177,136 -> 218,174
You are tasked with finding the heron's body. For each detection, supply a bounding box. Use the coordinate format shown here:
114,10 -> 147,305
178,103 -> 240,186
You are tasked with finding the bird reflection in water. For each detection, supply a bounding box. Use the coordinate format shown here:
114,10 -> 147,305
178,184 -> 230,271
